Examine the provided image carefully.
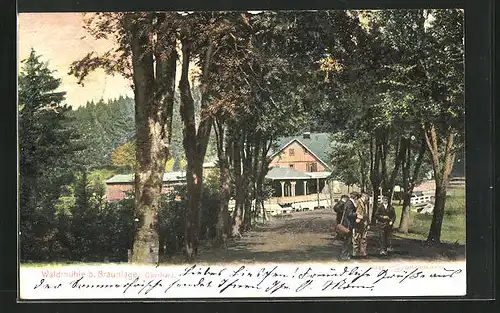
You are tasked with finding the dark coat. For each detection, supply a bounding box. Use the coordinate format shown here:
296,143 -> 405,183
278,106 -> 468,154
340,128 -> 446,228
333,201 -> 345,224
375,203 -> 396,227
341,199 -> 358,231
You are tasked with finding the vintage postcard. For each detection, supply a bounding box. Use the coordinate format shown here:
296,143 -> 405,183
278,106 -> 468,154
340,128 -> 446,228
17,10 -> 466,300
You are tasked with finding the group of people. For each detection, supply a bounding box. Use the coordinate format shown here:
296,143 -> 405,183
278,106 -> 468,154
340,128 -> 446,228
333,191 -> 396,260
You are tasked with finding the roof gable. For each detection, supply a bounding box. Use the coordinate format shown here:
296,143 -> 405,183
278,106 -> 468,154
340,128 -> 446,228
270,133 -> 332,168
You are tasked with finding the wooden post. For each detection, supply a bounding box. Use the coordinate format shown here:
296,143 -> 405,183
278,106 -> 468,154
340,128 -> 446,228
317,178 -> 320,209
367,195 -> 370,223
328,180 -> 334,209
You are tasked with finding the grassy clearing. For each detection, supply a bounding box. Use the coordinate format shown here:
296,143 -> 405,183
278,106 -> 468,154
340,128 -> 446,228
393,187 -> 465,244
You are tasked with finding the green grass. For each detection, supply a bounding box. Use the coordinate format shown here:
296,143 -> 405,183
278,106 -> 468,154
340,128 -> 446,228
393,187 -> 465,244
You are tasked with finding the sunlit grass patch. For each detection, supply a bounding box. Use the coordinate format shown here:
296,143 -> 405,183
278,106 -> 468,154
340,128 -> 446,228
393,186 -> 465,244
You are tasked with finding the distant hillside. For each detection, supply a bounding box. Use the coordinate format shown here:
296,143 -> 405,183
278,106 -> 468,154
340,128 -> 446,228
71,93 -> 219,171
69,96 -> 135,169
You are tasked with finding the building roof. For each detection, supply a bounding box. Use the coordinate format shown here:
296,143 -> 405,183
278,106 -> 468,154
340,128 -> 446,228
106,171 -> 187,184
265,166 -> 330,180
305,171 -> 332,179
266,167 -> 312,180
106,174 -> 135,184
105,160 -> 216,185
269,132 -> 332,168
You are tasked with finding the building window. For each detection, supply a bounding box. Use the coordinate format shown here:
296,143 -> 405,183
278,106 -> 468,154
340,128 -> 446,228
289,148 -> 295,156
311,163 -> 317,172
307,162 -> 317,172
289,164 -> 294,169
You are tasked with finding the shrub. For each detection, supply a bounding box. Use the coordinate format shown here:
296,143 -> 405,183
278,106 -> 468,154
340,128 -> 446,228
157,182 -> 221,257
21,171 -> 222,262
98,198 -> 135,262
158,186 -> 187,255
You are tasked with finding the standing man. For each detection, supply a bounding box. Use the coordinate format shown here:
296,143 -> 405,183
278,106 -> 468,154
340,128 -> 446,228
353,192 -> 370,258
336,193 -> 357,260
375,195 -> 396,256
333,195 -> 349,225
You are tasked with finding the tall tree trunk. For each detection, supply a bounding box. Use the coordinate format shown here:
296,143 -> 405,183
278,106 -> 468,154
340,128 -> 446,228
231,134 -> 244,237
399,137 -> 426,233
255,137 -> 269,222
179,34 -> 199,260
242,133 -> 257,231
358,150 -> 368,192
259,139 -> 273,221
427,184 -> 448,242
243,196 -> 252,231
158,232 -> 165,257
379,130 -> 389,196
379,130 -> 404,202
184,158 -> 204,260
214,118 -> 230,246
399,142 -> 411,233
251,135 -> 262,224
241,142 -> 251,231
369,133 -> 382,224
179,31 -> 214,260
129,13 -> 176,264
255,177 -> 264,221
425,125 -> 456,243
225,129 -> 236,235
218,158 -> 231,241
383,136 -> 406,205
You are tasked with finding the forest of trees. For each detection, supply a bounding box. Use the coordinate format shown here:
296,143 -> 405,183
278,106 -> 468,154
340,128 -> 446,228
19,9 -> 464,264
69,96 -> 135,169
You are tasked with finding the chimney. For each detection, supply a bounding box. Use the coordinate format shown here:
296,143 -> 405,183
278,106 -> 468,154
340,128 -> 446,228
303,132 -> 311,139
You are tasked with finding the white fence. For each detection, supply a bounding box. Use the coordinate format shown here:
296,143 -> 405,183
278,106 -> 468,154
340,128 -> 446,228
263,199 -> 331,216
265,204 -> 292,216
227,193 -> 435,217
411,194 -> 433,205
375,194 -> 433,206
227,200 -> 296,217
291,199 -> 330,211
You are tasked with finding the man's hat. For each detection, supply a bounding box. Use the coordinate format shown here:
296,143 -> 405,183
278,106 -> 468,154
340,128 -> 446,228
349,191 -> 360,198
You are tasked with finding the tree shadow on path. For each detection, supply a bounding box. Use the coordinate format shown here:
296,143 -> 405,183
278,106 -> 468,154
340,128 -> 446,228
164,210 -> 465,264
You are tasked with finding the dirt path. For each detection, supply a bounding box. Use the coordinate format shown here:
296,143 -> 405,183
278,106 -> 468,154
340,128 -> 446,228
168,210 -> 465,264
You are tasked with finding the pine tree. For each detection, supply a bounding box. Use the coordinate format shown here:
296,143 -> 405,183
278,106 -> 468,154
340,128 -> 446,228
18,49 -> 79,261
